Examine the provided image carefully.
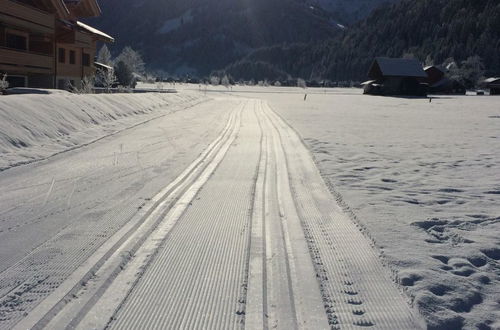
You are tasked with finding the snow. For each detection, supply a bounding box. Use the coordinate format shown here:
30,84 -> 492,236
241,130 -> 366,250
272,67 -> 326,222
0,93 -> 232,328
0,85 -> 498,329
157,10 -> 193,34
208,85 -> 499,330
0,91 -> 205,171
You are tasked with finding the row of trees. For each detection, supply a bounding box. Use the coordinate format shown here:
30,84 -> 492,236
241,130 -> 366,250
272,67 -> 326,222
93,45 -> 146,90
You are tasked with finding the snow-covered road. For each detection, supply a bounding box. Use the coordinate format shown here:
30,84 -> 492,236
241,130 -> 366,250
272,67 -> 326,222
1,96 -> 423,329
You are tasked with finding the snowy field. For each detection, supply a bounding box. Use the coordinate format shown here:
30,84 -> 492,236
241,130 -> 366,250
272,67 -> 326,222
222,86 -> 499,330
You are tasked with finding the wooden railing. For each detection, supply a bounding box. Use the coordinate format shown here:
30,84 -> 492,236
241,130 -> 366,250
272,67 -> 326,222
0,47 -> 54,72
0,0 -> 55,29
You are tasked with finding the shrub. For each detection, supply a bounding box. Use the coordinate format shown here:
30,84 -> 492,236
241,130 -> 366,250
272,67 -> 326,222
0,74 -> 9,94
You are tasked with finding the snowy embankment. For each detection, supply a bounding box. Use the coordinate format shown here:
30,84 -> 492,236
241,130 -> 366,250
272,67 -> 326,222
258,90 -> 499,330
0,90 -> 205,171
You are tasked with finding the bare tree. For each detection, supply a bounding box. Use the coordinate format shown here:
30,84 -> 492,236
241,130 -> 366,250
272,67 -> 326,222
115,46 -> 145,75
96,68 -> 117,92
72,76 -> 94,94
0,74 -> 8,94
449,55 -> 485,89
297,78 -> 307,89
221,75 -> 230,88
97,45 -> 112,66
210,76 -> 220,86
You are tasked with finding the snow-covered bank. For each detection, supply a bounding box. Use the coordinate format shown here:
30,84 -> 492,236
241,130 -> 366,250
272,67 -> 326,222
237,89 -> 499,330
0,91 -> 205,171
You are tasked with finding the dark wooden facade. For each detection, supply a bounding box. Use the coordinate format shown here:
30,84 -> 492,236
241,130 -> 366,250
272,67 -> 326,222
0,0 -> 113,89
363,58 -> 428,97
424,66 -> 466,95
484,78 -> 500,95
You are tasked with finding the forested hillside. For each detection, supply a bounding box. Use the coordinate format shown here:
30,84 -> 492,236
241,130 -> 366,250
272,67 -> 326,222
221,0 -> 500,82
89,0 -> 341,76
312,0 -> 396,23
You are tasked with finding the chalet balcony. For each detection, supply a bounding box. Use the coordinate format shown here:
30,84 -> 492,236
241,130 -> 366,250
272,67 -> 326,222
0,0 -> 55,35
0,47 -> 54,74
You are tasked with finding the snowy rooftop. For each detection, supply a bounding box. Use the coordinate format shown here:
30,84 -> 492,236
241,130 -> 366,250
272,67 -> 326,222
371,57 -> 427,78
484,77 -> 500,84
76,21 -> 114,42
423,65 -> 446,73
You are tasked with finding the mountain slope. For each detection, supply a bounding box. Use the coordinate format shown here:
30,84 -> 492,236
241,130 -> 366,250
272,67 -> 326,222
89,0 -> 340,76
312,0 -> 396,23
222,0 -> 500,82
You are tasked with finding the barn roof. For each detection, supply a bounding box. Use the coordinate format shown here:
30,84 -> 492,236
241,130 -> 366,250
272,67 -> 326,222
424,65 -> 445,73
368,57 -> 427,79
484,77 -> 500,84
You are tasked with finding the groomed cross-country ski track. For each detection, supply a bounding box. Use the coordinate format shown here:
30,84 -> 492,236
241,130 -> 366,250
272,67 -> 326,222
1,97 -> 424,329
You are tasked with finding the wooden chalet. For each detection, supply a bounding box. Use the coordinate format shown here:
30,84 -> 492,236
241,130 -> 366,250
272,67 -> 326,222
0,0 -> 113,89
483,77 -> 500,95
424,65 -> 465,95
362,57 -> 428,96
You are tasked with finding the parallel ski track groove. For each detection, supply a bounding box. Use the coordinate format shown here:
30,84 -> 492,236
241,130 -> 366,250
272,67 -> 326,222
262,102 -> 422,329
109,101 -> 259,330
244,100 -> 330,329
6,101 -> 240,330
244,100 -> 268,329
104,102 -> 245,330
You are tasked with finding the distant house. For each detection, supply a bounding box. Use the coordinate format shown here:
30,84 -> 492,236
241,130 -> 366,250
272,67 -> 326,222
362,57 -> 428,96
0,0 -> 113,89
424,65 -> 466,95
483,78 -> 500,95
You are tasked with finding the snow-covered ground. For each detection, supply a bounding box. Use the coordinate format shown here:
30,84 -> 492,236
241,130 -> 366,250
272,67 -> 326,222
0,86 -> 498,329
0,91 -> 205,171
0,90 -> 204,171
0,91 -> 231,328
223,87 -> 499,330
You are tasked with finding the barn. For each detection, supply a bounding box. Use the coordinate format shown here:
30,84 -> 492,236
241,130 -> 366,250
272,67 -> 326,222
484,78 -> 500,95
424,65 -> 466,95
362,57 -> 428,96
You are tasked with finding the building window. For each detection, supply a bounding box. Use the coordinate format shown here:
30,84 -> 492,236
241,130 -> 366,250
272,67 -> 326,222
69,50 -> 76,64
6,33 -> 27,51
58,48 -> 66,63
82,53 -> 90,67
6,76 -> 27,88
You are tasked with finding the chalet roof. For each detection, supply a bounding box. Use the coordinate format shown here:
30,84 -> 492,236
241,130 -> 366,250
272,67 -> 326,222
76,21 -> 114,42
368,57 -> 427,80
424,65 -> 446,73
484,77 -> 500,84
64,0 -> 101,17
